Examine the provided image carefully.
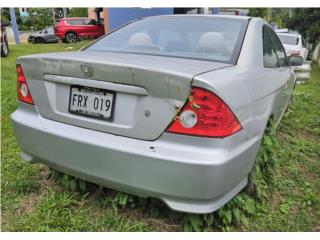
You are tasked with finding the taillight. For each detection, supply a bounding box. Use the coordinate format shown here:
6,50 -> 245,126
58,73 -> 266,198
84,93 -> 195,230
288,50 -> 301,57
166,87 -> 242,138
16,64 -> 34,105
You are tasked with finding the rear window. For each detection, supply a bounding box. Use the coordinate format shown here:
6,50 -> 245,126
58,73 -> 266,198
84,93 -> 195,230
277,34 -> 299,45
83,19 -> 98,25
85,16 -> 248,63
46,27 -> 54,34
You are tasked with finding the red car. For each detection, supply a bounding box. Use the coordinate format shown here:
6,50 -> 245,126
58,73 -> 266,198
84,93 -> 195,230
54,18 -> 105,43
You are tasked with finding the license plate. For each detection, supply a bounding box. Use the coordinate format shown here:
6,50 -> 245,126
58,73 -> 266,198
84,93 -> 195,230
68,85 -> 116,121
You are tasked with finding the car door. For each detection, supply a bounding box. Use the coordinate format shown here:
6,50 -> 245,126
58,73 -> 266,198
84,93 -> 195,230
268,28 -> 295,108
67,19 -> 85,37
82,19 -> 98,38
262,26 -> 292,123
45,27 -> 57,42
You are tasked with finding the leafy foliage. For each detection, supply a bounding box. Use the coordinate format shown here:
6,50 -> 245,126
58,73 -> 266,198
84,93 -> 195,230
286,8 -> 320,44
180,121 -> 279,231
68,8 -> 88,18
0,8 -> 88,31
1,8 -> 54,31
248,8 -> 269,18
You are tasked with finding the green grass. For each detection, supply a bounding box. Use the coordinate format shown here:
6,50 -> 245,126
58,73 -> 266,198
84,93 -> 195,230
1,43 -> 320,231
245,65 -> 320,231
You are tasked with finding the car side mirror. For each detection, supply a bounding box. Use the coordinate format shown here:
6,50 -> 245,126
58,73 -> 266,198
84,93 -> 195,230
289,56 -> 303,66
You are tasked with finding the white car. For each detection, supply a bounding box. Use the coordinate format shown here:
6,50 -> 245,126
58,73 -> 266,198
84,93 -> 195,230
276,30 -> 311,81
312,42 -> 320,66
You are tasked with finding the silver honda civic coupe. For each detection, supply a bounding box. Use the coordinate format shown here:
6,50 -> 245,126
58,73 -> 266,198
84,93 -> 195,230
11,15 -> 299,214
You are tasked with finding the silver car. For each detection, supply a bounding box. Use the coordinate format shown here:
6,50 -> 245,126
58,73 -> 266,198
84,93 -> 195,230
11,15 -> 300,214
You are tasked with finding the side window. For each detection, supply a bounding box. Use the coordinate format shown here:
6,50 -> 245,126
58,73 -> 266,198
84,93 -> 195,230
87,19 -> 98,25
67,20 -> 83,25
47,28 -> 54,34
268,28 -> 288,67
75,20 -> 84,25
263,26 -> 279,68
81,19 -> 97,25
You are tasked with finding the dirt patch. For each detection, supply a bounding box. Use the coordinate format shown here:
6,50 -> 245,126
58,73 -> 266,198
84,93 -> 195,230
15,193 -> 41,216
122,208 -> 181,232
34,164 -> 56,191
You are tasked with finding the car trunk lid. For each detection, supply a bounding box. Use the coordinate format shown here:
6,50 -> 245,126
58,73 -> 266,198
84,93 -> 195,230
17,51 -> 231,140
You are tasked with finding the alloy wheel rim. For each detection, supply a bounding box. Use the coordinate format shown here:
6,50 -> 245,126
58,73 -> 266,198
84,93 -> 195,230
66,33 -> 76,43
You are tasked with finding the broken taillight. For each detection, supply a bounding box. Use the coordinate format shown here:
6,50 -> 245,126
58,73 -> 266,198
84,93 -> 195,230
288,50 -> 301,57
166,87 -> 242,138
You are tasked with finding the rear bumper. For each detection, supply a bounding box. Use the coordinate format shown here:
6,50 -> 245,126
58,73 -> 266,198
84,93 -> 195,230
11,103 -> 260,213
294,61 -> 312,81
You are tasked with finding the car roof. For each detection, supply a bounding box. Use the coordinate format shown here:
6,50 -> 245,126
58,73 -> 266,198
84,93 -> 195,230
61,17 -> 92,20
277,32 -> 300,37
276,29 -> 300,36
141,14 -> 252,21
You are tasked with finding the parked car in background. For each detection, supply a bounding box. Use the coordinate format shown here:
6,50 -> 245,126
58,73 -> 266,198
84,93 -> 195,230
28,26 -> 59,44
1,22 -> 9,57
54,18 -> 105,43
12,15 -> 302,214
312,42 -> 320,66
276,29 -> 312,81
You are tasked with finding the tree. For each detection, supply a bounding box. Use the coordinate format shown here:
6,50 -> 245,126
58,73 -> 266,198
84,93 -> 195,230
248,8 -> 268,19
1,8 -> 54,30
286,8 -> 320,44
1,8 -> 23,25
68,8 -> 88,18
269,8 -> 290,28
20,8 -> 54,31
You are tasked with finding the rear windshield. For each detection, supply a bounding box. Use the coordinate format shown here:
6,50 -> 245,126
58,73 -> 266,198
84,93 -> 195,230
85,16 -> 248,63
277,34 -> 299,45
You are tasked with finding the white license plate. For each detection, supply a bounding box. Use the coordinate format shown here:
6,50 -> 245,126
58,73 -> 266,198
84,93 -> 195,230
68,85 -> 116,121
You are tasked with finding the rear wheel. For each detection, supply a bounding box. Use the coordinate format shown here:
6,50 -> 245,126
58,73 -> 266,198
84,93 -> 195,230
244,178 -> 256,196
65,32 -> 77,43
33,37 -> 45,44
244,118 -> 276,197
1,40 -> 9,57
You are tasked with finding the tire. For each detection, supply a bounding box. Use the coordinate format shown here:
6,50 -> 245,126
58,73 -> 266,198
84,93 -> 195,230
33,37 -> 45,44
1,40 -> 9,57
244,178 -> 256,196
65,32 -> 77,43
244,118 -> 275,197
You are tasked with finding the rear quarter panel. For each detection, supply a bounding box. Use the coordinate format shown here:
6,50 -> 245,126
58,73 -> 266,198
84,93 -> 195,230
194,18 -> 293,143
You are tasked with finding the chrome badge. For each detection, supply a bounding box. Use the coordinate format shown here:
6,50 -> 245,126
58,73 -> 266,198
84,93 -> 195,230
80,64 -> 93,77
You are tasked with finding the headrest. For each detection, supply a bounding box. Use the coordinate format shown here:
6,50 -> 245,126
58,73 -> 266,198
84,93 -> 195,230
198,32 -> 224,52
128,32 -> 152,46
